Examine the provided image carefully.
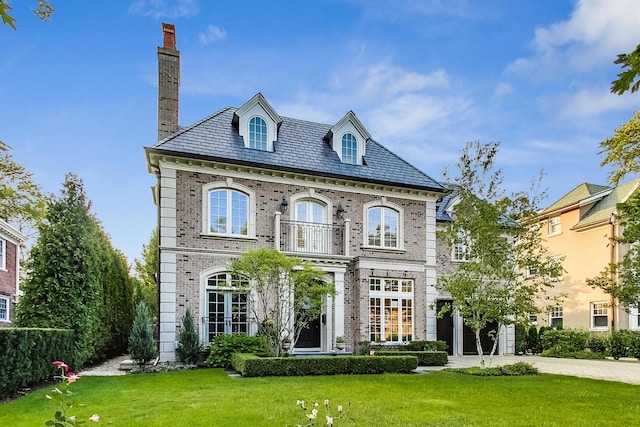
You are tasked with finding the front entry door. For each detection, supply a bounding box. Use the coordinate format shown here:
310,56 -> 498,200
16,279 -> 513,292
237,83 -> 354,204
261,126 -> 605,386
295,314 -> 321,348
436,300 -> 454,355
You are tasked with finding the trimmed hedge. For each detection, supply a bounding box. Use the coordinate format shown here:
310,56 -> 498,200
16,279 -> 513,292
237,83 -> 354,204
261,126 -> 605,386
231,354 -> 418,377
404,340 -> 448,352
375,350 -> 448,366
0,328 -> 75,399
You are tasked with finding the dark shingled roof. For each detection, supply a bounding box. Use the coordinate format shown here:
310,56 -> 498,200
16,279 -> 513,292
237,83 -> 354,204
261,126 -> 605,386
149,106 -> 444,193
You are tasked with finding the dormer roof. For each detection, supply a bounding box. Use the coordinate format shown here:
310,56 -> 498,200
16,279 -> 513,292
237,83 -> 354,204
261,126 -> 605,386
232,92 -> 283,129
325,110 -> 371,142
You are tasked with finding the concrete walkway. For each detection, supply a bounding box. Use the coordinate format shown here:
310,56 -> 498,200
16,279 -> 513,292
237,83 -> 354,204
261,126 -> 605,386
421,355 -> 640,385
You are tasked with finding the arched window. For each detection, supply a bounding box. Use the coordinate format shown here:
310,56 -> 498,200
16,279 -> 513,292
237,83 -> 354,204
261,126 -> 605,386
341,133 -> 358,164
367,206 -> 399,248
204,272 -> 249,343
208,189 -> 249,236
249,116 -> 268,151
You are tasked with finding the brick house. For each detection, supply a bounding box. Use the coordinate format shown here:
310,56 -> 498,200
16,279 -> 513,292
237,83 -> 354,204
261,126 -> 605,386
0,218 -> 26,327
434,193 -> 516,355
145,24 -> 448,361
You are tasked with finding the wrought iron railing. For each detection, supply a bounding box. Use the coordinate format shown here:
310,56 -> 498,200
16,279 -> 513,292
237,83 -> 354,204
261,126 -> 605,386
279,220 -> 345,255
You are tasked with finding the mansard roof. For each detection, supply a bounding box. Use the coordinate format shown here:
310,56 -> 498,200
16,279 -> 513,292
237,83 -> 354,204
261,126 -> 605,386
147,105 -> 444,193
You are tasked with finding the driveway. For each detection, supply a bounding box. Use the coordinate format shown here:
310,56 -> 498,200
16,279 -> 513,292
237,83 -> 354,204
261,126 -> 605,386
422,355 -> 640,385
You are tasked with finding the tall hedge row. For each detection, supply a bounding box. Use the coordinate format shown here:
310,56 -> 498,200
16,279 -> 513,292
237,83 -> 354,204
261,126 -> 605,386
15,174 -> 135,365
0,328 -> 75,399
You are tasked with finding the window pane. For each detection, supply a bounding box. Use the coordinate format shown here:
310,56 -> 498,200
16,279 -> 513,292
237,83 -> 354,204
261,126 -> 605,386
594,315 -> 608,327
368,208 -> 381,246
402,299 -> 412,341
384,208 -> 398,247
370,298 -> 381,341
0,298 -> 7,320
210,190 -> 228,233
249,117 -> 268,150
231,191 -> 248,235
342,133 -> 357,164
384,298 -> 399,341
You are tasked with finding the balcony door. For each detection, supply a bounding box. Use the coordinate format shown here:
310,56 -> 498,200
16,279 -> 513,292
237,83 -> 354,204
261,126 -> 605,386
294,200 -> 328,253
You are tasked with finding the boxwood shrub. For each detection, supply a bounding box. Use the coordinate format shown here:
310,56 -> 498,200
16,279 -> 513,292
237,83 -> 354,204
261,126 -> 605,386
0,328 -> 75,399
375,350 -> 447,366
231,354 -> 418,377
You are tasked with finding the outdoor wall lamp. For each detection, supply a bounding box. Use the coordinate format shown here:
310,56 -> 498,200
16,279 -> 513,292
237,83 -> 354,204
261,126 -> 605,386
336,204 -> 345,219
280,197 -> 289,212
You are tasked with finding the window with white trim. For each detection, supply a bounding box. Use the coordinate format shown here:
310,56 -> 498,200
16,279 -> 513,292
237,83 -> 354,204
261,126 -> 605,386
452,231 -> 471,262
548,216 -> 561,235
0,295 -> 9,322
369,278 -> 413,342
550,306 -> 563,328
248,116 -> 268,151
204,272 -> 249,344
591,302 -> 609,329
0,238 -> 5,270
367,206 -> 399,248
342,133 -> 358,164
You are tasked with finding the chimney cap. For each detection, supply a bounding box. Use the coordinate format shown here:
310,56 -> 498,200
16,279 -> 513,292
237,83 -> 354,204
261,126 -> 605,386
162,22 -> 176,50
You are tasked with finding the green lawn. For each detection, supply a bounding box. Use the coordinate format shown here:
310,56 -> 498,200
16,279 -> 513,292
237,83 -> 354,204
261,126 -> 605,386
2,369 -> 639,426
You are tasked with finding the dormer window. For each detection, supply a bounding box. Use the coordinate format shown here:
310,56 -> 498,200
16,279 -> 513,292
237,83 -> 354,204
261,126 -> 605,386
326,111 -> 371,165
233,93 -> 282,153
342,133 -> 358,164
249,116 -> 268,151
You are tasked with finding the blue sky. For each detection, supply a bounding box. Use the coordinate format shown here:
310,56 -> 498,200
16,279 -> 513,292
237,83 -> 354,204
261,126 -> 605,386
2,0 -> 640,263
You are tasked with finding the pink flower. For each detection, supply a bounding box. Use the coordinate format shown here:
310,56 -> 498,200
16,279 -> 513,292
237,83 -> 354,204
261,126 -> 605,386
326,415 -> 334,426
53,361 -> 69,371
67,372 -> 82,383
89,414 -> 100,422
324,399 -> 330,406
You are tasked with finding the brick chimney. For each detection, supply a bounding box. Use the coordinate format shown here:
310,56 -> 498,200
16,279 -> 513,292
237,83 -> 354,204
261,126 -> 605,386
157,23 -> 180,141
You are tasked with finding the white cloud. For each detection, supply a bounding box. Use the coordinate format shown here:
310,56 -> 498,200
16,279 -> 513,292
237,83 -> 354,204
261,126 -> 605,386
359,64 -> 449,98
509,0 -> 640,74
493,82 -> 513,98
128,0 -> 198,19
559,87 -> 637,119
199,25 -> 226,45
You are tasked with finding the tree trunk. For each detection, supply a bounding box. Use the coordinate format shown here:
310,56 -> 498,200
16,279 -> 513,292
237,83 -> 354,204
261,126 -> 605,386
475,329 -> 485,368
488,324 -> 501,368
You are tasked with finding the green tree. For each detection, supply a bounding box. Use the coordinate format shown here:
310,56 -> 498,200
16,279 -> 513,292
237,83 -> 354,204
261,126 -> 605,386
133,228 -> 158,319
230,248 -> 335,356
0,142 -> 46,237
438,141 -> 561,367
15,173 -> 135,364
599,110 -> 640,186
611,43 -> 640,95
176,308 -> 202,364
0,0 -> 53,30
128,302 -> 157,369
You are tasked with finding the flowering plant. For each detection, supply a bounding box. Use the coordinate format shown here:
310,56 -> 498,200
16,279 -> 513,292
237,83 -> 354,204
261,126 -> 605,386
45,361 -> 99,426
292,399 -> 352,426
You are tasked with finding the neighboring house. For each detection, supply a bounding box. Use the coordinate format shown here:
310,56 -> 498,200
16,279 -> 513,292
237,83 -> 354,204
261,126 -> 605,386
0,218 -> 27,327
536,179 -> 640,332
145,24 -> 446,361
434,192 -> 516,355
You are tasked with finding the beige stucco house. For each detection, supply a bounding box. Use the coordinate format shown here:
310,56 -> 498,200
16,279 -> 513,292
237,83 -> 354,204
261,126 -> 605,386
536,179 -> 640,332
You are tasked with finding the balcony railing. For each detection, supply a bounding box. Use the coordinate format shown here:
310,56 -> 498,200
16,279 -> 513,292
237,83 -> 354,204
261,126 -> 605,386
276,218 -> 348,256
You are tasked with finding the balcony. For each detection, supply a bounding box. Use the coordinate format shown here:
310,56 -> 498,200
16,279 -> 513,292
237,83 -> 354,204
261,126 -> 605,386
275,217 -> 349,257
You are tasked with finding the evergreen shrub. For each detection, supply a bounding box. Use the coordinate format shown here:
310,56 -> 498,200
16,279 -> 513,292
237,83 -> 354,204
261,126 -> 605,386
231,354 -> 418,377
375,350 -> 448,366
0,328 -> 75,399
206,334 -> 267,368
